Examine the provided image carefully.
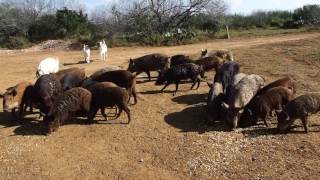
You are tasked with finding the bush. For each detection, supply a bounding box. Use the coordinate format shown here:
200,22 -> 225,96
56,8 -> 90,37
293,5 -> 320,25
282,20 -> 304,29
190,14 -> 221,34
3,36 -> 30,49
78,34 -> 96,47
270,21 -> 281,27
28,15 -> 58,41
27,8 -> 95,42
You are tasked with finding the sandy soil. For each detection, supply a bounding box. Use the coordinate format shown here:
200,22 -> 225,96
0,32 -> 320,179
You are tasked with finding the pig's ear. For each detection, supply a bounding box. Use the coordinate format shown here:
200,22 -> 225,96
11,89 -> 17,96
201,49 -> 207,55
6,87 -> 14,92
221,102 -> 229,109
247,108 -> 253,116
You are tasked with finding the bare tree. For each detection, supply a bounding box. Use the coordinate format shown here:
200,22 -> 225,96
205,0 -> 228,16
5,0 -> 83,15
89,0 -> 227,44
104,0 -> 227,34
0,0 -> 84,35
91,2 -> 128,39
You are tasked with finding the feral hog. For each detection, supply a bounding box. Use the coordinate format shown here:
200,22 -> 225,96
88,83 -> 131,123
207,82 -> 223,104
170,55 -> 193,67
207,73 -> 245,102
206,93 -> 226,124
206,73 -> 246,124
89,66 -> 122,80
85,82 -> 119,120
239,76 -> 295,127
195,56 -> 224,73
201,49 -> 234,61
155,63 -> 204,96
61,68 -> 86,91
214,61 -> 240,93
215,49 -> 234,61
25,74 -> 62,116
240,87 -> 294,127
19,85 -> 40,120
277,93 -> 320,133
0,81 -> 33,120
81,78 -> 97,89
206,82 -> 224,123
44,87 -> 92,134
91,70 -> 137,105
256,76 -> 295,96
231,73 -> 247,87
128,53 -> 170,80
54,67 -> 81,81
222,74 -> 265,130
226,73 -> 247,95
82,66 -> 122,89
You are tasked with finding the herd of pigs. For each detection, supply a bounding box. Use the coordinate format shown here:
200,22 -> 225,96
1,49 -> 320,135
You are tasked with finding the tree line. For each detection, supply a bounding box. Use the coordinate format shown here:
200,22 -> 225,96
0,0 -> 319,49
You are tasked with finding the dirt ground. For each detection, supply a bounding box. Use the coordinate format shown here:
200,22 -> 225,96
0,32 -> 320,179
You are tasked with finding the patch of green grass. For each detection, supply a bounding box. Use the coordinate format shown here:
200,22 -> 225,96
215,27 -> 311,39
1,36 -> 32,49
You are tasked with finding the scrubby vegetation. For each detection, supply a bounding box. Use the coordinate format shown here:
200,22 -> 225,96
28,9 -> 94,42
0,0 -> 319,49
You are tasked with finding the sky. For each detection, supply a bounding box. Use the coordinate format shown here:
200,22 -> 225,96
84,0 -> 320,15
225,0 -> 320,14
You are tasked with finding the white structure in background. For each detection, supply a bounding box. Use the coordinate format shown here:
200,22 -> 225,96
177,28 -> 182,34
83,44 -> 91,63
164,32 -> 172,37
36,57 -> 60,77
99,40 -> 108,61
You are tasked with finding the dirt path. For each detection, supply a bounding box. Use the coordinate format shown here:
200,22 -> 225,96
1,32 -> 320,56
0,32 -> 320,179
100,32 -> 320,65
119,32 -> 320,54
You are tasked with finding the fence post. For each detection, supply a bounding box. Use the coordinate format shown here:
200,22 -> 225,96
226,25 -> 230,40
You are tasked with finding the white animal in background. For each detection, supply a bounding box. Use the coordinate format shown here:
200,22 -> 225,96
36,57 -> 60,77
83,44 -> 91,63
99,40 -> 108,61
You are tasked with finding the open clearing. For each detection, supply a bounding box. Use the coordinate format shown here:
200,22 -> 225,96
0,32 -> 320,179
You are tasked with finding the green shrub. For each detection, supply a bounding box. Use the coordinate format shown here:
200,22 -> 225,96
27,8 -> 95,42
28,15 -> 58,41
282,20 -> 304,29
77,34 -> 96,47
293,5 -> 320,25
3,36 -> 30,49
